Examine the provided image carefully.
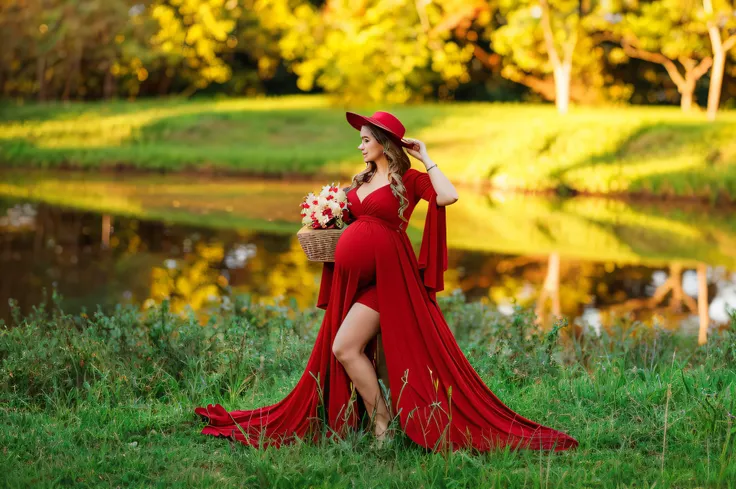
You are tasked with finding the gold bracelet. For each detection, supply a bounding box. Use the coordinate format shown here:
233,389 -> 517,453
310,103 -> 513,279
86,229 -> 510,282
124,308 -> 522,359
426,163 -> 438,172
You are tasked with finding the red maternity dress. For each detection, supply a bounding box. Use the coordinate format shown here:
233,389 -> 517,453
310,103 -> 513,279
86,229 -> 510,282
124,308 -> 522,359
194,168 -> 578,452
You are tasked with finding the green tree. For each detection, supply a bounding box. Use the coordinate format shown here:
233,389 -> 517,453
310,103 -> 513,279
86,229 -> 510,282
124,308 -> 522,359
271,0 -> 473,103
149,0 -> 238,95
615,0 -> 712,112
0,0 -> 243,100
0,0 -> 153,100
492,0 -> 617,114
224,0 -> 296,95
702,0 -> 736,120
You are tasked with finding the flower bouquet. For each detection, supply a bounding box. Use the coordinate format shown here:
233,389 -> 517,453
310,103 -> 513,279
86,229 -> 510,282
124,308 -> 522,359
296,182 -> 350,262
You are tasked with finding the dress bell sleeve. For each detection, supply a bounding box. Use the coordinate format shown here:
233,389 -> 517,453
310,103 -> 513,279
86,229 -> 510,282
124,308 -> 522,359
411,170 -> 448,303
316,190 -> 355,310
316,262 -> 333,311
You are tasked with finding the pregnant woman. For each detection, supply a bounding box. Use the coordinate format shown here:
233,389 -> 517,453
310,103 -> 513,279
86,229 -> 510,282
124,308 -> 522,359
194,111 -> 578,452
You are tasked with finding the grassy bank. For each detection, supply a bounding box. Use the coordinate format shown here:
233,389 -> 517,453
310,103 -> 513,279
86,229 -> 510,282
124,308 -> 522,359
2,291 -> 735,487
1,96 -> 735,201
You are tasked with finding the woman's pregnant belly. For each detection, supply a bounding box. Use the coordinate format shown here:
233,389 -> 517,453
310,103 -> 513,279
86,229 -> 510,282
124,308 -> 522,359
334,222 -> 378,286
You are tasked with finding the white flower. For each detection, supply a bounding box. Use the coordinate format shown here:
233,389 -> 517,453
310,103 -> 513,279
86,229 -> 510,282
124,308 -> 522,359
304,192 -> 318,208
319,213 -> 332,227
301,183 -> 348,226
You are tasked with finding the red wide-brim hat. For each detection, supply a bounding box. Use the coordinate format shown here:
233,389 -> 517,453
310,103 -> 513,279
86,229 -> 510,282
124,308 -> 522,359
345,111 -> 414,149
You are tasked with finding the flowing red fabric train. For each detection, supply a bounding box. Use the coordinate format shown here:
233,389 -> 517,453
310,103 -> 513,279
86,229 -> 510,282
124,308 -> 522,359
194,168 -> 579,452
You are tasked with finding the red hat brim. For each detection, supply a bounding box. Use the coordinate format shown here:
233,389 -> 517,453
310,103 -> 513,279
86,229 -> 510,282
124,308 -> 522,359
345,112 -> 414,149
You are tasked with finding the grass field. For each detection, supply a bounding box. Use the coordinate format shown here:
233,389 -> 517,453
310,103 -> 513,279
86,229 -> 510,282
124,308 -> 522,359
2,291 -> 735,488
1,95 -> 735,201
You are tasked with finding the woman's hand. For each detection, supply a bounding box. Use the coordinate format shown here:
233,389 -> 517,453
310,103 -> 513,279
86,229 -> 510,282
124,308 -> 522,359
402,138 -> 429,164
402,137 -> 459,206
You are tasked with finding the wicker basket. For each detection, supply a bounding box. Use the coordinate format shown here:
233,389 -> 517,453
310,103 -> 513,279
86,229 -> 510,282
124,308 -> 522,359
297,223 -> 348,262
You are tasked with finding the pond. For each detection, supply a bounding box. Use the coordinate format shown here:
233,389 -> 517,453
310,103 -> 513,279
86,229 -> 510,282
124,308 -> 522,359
1,170 -> 735,342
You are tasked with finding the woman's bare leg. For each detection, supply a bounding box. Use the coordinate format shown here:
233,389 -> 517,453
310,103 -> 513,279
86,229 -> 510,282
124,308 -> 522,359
332,302 -> 391,439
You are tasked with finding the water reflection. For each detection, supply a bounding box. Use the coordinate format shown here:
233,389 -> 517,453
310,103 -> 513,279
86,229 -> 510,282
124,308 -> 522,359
519,256 -> 728,344
1,171 -> 736,342
0,202 -> 324,322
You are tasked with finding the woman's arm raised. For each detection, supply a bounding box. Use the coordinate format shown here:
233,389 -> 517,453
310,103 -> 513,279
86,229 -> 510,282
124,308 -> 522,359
402,138 -> 459,207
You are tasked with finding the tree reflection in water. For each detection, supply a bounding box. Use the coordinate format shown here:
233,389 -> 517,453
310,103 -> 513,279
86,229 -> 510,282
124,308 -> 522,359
1,196 -> 735,342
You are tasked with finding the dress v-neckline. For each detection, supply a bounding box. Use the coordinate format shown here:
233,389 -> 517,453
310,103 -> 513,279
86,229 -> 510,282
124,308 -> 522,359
355,183 -> 391,205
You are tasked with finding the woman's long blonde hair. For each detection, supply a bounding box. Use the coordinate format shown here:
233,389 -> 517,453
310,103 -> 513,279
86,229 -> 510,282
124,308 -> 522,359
344,124 -> 412,229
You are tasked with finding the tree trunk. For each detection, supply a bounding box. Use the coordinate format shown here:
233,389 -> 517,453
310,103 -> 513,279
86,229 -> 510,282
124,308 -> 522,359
680,81 -> 694,112
704,0 -> 726,121
158,71 -> 173,95
62,41 -> 83,101
554,64 -> 571,115
697,263 -> 709,345
539,0 -> 576,116
36,55 -> 46,101
707,50 -> 725,121
104,62 -> 115,100
619,41 -> 711,114
62,59 -> 73,101
535,253 -> 561,326
101,214 -> 112,249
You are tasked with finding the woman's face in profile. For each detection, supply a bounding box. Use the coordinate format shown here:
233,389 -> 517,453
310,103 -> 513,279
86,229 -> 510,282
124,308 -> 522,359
358,126 -> 383,163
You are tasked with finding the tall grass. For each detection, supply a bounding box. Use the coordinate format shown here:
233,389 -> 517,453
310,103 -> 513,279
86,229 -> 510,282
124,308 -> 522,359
1,289 -> 735,487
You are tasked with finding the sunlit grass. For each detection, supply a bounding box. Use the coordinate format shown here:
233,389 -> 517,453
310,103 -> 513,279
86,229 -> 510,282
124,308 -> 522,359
2,96 -> 735,199
0,96 -> 333,147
